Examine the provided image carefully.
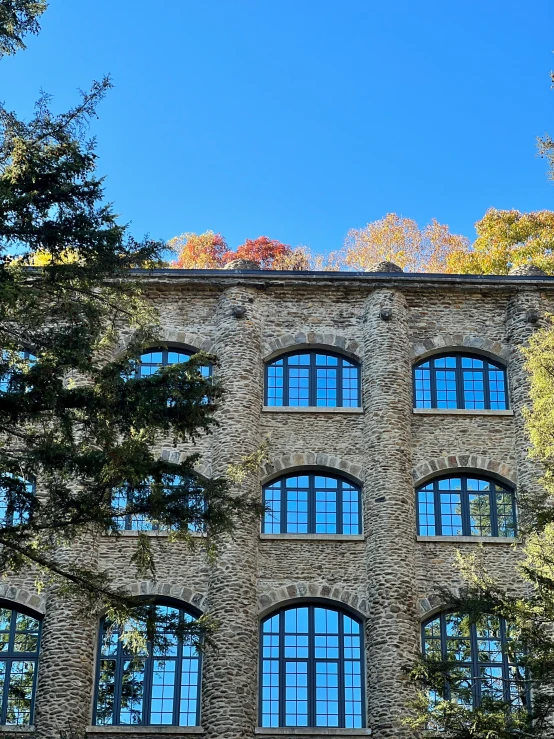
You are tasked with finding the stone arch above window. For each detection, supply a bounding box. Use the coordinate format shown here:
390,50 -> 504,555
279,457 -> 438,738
411,334 -> 509,363
115,329 -> 215,360
259,601 -> 365,728
413,455 -> 516,487
263,333 -> 360,364
258,585 -> 368,619
265,349 -> 361,408
261,454 -> 362,486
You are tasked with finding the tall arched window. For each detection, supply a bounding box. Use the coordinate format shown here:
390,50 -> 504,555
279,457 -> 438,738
113,476 -> 205,533
0,351 -> 36,393
0,605 -> 41,726
417,475 -> 516,538
136,348 -> 211,379
94,602 -> 201,727
422,612 -> 527,709
265,351 -> 360,408
413,353 -> 508,410
263,473 -> 361,535
260,605 -> 364,728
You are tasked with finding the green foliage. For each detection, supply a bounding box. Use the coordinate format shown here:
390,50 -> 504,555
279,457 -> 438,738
0,0 -> 46,57
0,79 -> 261,636
407,320 -> 554,736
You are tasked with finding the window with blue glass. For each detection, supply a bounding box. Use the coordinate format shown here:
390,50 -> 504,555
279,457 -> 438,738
260,605 -> 364,728
265,351 -> 360,407
136,348 -> 211,379
113,476 -> 205,533
0,605 -> 41,726
0,476 -> 35,527
413,354 -> 507,410
263,474 -> 361,535
94,602 -> 201,727
423,612 -> 528,710
0,351 -> 36,393
417,475 -> 516,538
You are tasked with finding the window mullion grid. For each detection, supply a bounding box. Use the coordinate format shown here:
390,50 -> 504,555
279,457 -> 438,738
143,638 -> 154,726
469,621 -> 481,707
433,481 -> 442,536
455,355 -> 464,409
308,607 -> 316,728
114,634 -> 125,725
490,483 -> 499,537
430,359 -> 437,408
308,478 -> 316,535
283,357 -> 290,407
483,365 -> 491,410
338,612 -> 346,728
461,479 -> 471,537
512,491 -> 518,538
337,481 -> 343,536
309,353 -> 316,407
172,611 -> 184,726
30,620 -> 42,724
337,358 -> 343,408
499,618 -> 510,705
1,614 -> 15,725
439,615 -> 449,700
280,480 -> 287,535
278,610 -> 286,728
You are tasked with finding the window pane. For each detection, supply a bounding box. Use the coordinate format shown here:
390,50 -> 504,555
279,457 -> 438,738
264,483 -> 281,534
263,607 -> 363,728
342,483 -> 360,535
342,362 -> 359,408
6,661 -> 35,725
468,493 -> 492,536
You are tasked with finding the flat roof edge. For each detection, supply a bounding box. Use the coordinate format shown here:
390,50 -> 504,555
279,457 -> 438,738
128,268 -> 554,285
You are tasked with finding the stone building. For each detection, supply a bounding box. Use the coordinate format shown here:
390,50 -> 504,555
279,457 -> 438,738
1,263 -> 551,739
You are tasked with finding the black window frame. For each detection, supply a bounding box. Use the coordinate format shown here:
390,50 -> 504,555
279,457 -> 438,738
412,352 -> 509,410
264,350 -> 361,408
0,476 -> 36,527
259,604 -> 366,729
262,472 -> 363,535
93,599 -> 203,727
416,474 -> 517,538
422,611 -> 529,709
0,602 -> 42,726
135,346 -> 212,379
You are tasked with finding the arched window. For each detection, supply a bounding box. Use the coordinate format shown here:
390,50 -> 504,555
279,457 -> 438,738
113,476 -> 205,533
0,476 -> 35,526
0,605 -> 41,726
413,353 -> 508,410
136,348 -> 211,379
260,605 -> 364,728
417,475 -> 516,538
422,612 -> 527,709
263,473 -> 361,535
0,351 -> 36,393
94,602 -> 201,727
265,351 -> 360,408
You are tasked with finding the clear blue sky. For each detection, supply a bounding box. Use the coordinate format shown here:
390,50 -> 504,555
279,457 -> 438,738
2,0 -> 553,254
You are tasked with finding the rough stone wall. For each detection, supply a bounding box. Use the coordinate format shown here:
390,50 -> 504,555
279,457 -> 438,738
3,275 -> 552,739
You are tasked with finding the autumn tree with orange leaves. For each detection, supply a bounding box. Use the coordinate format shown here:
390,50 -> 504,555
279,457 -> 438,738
168,232 -> 311,270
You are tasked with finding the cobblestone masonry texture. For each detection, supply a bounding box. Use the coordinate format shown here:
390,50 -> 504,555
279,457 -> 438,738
3,272 -> 554,739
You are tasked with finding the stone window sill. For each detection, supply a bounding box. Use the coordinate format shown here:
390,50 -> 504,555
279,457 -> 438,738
263,406 -> 363,414
104,531 -> 206,538
413,408 -> 513,416
260,534 -> 364,542
255,729 -> 371,736
87,727 -> 203,735
0,728 -> 35,734
417,535 -> 518,544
